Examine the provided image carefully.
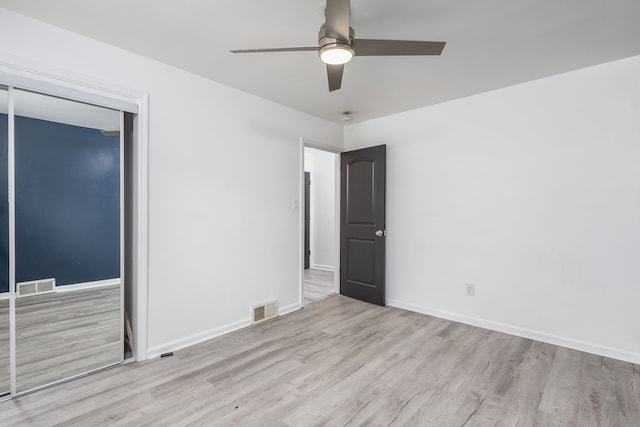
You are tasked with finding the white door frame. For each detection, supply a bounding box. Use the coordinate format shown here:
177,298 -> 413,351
299,138 -> 342,307
0,53 -> 150,362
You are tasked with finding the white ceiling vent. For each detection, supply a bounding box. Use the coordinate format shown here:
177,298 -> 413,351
17,278 -> 56,297
252,300 -> 278,324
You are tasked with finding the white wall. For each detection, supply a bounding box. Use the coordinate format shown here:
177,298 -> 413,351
344,55 -> 640,363
0,8 -> 343,357
304,147 -> 336,271
3,6 -> 639,364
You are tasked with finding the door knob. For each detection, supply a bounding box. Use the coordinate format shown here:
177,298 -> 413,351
375,229 -> 386,237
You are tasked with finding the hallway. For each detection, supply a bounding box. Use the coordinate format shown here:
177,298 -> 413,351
303,268 -> 335,305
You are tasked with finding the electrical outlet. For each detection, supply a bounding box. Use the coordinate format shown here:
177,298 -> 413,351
465,284 -> 475,296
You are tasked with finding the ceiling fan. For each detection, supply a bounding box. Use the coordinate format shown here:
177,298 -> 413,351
230,0 -> 446,92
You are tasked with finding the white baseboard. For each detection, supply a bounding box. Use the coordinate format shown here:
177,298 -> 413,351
387,298 -> 640,365
310,264 -> 335,272
147,302 -> 303,359
56,278 -> 121,292
279,302 -> 302,316
147,317 -> 251,359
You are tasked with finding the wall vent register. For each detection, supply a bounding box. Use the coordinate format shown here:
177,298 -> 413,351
16,278 -> 56,297
252,300 -> 278,323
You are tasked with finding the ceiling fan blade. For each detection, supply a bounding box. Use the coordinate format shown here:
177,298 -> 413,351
354,39 -> 445,56
230,47 -> 318,53
325,0 -> 350,41
327,64 -> 344,92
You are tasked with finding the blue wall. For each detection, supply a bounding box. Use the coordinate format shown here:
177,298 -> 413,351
0,113 -> 120,291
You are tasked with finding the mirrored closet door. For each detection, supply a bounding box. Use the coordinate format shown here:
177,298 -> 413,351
2,86 -> 125,395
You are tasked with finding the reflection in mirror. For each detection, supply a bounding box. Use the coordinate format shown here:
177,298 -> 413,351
13,89 -> 122,393
0,299 -> 8,397
0,85 -> 9,396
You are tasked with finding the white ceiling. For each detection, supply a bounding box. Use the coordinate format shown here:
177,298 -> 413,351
1,0 -> 639,124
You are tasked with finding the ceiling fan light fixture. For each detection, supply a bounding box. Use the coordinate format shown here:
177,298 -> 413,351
231,0 -> 445,93
320,43 -> 354,65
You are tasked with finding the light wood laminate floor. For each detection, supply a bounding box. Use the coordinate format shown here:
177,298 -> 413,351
15,285 -> 122,392
1,294 -> 639,426
303,268 -> 335,305
0,299 -> 9,396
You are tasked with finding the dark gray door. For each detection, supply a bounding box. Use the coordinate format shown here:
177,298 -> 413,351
340,145 -> 386,306
304,171 -> 310,270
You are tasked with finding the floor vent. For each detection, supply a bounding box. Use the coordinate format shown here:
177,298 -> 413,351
252,300 -> 278,324
17,278 -> 56,297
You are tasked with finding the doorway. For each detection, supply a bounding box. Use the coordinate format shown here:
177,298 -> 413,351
302,145 -> 339,306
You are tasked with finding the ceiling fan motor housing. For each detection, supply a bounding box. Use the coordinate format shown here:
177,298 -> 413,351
318,23 -> 355,59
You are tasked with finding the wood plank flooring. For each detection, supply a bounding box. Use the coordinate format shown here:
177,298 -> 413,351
15,285 -> 122,392
303,268 -> 335,305
1,294 -> 639,426
0,299 -> 9,396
